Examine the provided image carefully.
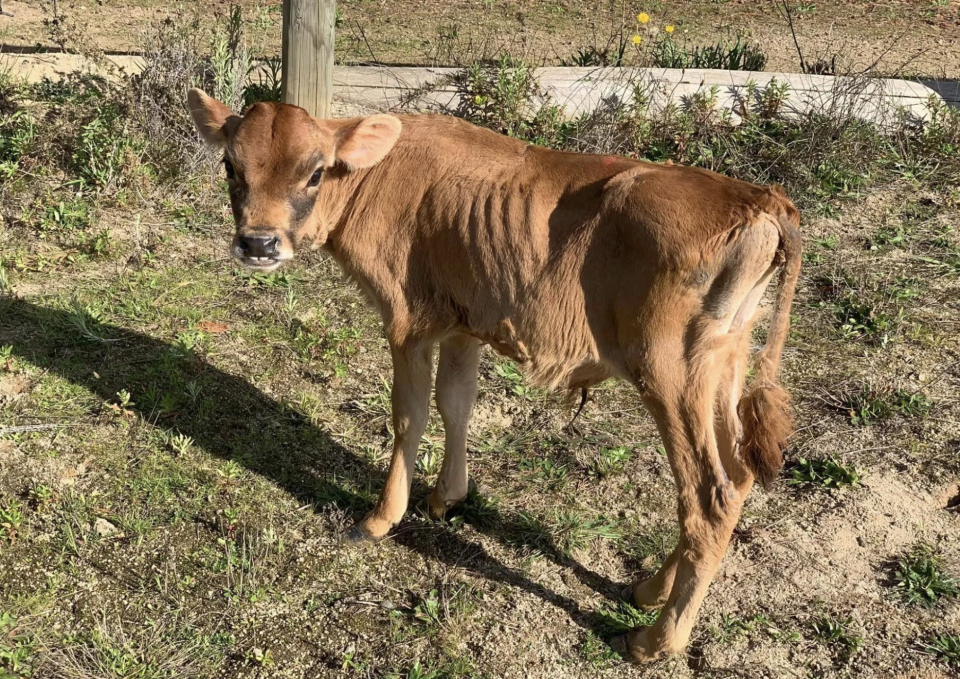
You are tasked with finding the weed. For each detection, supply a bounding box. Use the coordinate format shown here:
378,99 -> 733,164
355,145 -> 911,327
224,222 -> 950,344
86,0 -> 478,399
449,490 -> 500,530
831,293 -> 898,346
40,198 -> 92,235
833,384 -> 933,426
811,615 -> 862,661
492,360 -> 531,398
165,431 -> 195,456
710,613 -> 778,643
459,56 -> 571,147
652,32 -> 766,71
71,100 -> 141,189
892,544 -> 959,607
0,498 -> 23,540
512,509 -> 620,557
519,457 -> 568,489
0,110 -> 35,179
596,601 -> 658,637
591,446 -> 632,478
65,299 -> 113,343
561,36 -> 628,67
922,633 -> 960,664
790,457 -> 861,489
412,590 -> 443,627
580,631 -> 619,665
0,613 -> 36,677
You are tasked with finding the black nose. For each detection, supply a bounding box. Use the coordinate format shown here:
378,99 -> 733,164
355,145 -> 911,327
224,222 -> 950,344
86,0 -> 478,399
238,235 -> 280,258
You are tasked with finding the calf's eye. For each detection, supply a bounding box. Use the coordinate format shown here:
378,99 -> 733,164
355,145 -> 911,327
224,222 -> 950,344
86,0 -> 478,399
307,168 -> 323,188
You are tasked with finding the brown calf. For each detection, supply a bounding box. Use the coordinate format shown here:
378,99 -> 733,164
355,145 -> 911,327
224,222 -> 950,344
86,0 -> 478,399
187,88 -> 801,662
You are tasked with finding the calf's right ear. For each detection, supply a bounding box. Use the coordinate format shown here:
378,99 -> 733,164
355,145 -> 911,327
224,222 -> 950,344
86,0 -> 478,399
187,88 -> 239,147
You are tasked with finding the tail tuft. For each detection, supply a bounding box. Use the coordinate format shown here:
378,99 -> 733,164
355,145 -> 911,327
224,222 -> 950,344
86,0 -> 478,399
738,380 -> 792,489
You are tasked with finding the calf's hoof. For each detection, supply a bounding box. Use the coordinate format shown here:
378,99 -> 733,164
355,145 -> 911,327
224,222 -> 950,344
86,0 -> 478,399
620,579 -> 667,610
426,477 -> 478,521
345,514 -> 393,544
609,628 -> 676,664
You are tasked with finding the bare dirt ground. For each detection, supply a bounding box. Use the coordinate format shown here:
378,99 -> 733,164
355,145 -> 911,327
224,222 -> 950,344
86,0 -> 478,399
3,0 -> 960,77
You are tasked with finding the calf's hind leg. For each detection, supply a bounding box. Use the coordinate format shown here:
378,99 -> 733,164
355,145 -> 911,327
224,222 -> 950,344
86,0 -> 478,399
427,334 -> 481,519
626,350 -> 750,610
616,344 -> 745,662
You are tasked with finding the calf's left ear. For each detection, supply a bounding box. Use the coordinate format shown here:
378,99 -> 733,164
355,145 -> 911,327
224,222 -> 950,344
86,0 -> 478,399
187,88 -> 239,147
334,115 -> 402,170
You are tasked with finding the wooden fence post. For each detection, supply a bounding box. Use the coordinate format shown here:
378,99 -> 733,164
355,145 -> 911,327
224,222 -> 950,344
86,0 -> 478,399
281,0 -> 335,118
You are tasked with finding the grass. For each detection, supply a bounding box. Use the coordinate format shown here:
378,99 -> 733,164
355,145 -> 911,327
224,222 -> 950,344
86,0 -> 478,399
596,601 -> 659,637
829,383 -> 933,426
811,615 -> 863,662
651,32 -> 766,71
922,633 -> 960,665
891,545 -> 959,608
789,457 -> 861,489
1,4 -> 960,677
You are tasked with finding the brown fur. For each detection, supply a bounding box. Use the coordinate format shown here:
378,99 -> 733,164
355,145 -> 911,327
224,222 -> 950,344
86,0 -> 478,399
186,89 -> 802,664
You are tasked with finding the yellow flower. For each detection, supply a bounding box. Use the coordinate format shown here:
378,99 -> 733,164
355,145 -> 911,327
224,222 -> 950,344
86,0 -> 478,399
631,35 -> 642,45
637,12 -> 650,24
665,24 -> 675,33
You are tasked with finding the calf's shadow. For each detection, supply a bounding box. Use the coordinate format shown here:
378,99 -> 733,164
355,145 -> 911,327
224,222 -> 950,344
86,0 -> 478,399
0,296 -> 630,639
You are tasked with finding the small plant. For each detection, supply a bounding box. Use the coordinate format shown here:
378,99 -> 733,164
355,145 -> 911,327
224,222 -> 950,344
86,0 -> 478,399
892,544 -> 959,607
580,631 -> 620,665
890,389 -> 933,418
790,457 -> 861,489
493,360 -> 531,399
0,613 -> 37,677
512,509 -> 620,557
165,431 -> 195,456
0,498 -> 23,541
597,600 -> 658,636
922,633 -> 960,665
811,615 -> 862,661
652,32 -> 766,71
833,384 -> 933,426
459,55 -> 571,148
561,36 -> 628,67
832,294 -> 898,346
519,457 -> 568,489
412,590 -> 443,627
65,298 -> 113,343
71,100 -> 141,189
591,446 -> 632,478
41,198 -> 92,234
0,110 -> 36,179
28,482 -> 54,510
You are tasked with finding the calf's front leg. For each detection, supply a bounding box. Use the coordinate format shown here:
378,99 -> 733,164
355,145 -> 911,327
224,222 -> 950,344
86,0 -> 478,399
349,340 -> 434,542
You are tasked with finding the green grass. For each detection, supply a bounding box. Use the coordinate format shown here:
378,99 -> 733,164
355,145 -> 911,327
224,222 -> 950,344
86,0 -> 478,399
891,545 -> 959,607
922,633 -> 960,665
0,613 -> 37,677
510,509 -> 620,558
590,446 -> 633,478
2,10 -> 960,675
811,615 -> 862,662
832,384 -> 933,426
790,457 -> 861,489
596,601 -> 659,637
651,32 -> 766,71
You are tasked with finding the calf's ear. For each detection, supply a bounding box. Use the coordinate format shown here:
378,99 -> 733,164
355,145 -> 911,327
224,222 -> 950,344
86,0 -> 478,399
334,115 -> 402,170
187,88 -> 239,147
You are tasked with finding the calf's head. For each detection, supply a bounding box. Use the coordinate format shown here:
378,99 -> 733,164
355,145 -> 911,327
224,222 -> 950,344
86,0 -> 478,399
187,89 -> 402,271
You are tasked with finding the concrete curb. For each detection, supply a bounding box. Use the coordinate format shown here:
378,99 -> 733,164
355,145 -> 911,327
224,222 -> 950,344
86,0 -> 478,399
1,52 -> 944,125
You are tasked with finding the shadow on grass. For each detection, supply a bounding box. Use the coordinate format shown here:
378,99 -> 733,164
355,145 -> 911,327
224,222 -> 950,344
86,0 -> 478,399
0,295 -> 626,636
